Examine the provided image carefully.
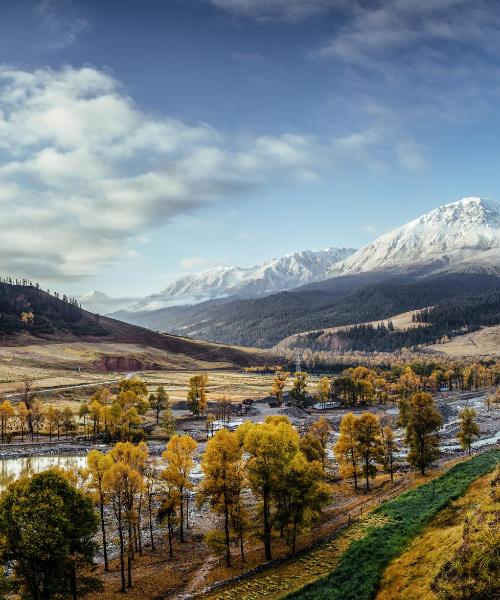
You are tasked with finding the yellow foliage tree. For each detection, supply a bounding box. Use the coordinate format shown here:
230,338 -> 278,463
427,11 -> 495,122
161,434 -> 197,543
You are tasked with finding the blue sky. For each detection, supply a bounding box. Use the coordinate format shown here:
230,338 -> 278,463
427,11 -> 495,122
1,0 -> 500,297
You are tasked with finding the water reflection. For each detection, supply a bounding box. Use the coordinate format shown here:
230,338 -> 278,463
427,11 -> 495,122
0,455 -> 87,491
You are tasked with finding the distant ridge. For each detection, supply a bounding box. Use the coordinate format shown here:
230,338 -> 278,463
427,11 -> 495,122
125,247 -> 356,312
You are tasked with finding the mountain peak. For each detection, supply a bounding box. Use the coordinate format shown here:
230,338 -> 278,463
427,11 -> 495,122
127,246 -> 356,312
417,196 -> 500,227
328,196 -> 500,277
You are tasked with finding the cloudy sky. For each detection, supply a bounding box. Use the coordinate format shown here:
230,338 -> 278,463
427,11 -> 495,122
2,0 -> 500,297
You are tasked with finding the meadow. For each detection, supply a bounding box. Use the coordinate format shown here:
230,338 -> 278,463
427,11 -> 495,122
286,448 -> 500,600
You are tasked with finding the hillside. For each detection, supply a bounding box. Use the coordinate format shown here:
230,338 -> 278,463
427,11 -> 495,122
276,289 -> 500,353
427,324 -> 500,357
275,307 -> 430,351
116,273 -> 500,348
0,281 -> 273,368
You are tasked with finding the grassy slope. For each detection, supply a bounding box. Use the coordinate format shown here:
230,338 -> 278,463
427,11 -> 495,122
376,473 -> 494,600
0,284 -> 275,368
427,323 -> 500,357
287,449 -> 500,600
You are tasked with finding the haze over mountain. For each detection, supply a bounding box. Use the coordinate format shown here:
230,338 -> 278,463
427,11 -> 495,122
79,291 -> 140,315
93,247 -> 355,313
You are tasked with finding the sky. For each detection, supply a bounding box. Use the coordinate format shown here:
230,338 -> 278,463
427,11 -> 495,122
2,0 -> 500,297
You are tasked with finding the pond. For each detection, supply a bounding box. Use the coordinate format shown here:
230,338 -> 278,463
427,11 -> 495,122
0,454 -> 88,492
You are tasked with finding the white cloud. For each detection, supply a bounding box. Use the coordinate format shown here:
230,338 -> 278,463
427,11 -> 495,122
205,0 -> 343,22
180,257 -> 225,270
37,0 -> 89,49
0,65 -> 320,281
359,224 -> 376,235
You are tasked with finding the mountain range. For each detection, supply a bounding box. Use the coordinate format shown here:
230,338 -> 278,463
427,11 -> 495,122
83,197 -> 500,349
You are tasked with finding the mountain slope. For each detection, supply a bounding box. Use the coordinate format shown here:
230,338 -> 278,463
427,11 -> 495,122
0,282 -> 273,367
128,247 -> 355,311
115,273 -> 500,348
327,197 -> 500,277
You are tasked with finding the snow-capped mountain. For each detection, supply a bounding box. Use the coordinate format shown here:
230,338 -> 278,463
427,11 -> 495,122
127,247 -> 355,312
326,197 -> 500,278
79,290 -> 140,315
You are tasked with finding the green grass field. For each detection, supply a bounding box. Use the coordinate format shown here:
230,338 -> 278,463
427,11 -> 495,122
286,449 -> 500,600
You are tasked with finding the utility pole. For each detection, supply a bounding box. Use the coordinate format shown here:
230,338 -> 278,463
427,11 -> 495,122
295,350 -> 301,373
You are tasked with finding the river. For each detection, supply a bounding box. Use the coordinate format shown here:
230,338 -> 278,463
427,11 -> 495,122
0,454 -> 88,492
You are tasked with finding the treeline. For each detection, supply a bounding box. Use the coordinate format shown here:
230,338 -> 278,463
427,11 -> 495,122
270,362 -> 499,410
0,280 -> 106,337
0,377 -> 173,444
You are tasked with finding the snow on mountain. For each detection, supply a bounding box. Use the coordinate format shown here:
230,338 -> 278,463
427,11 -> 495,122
79,290 -> 140,315
326,197 -> 500,277
128,247 -> 355,312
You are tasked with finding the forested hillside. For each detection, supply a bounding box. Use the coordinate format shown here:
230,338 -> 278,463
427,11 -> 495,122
117,273 -> 500,348
288,290 -> 500,353
0,279 -> 103,337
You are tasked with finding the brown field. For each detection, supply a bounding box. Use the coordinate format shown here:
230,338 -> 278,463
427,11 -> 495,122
427,324 -> 500,357
376,471 -> 495,600
0,340 -> 278,398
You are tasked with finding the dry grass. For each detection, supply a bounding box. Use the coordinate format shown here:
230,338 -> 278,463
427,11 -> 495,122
427,324 -> 500,357
375,472 -> 494,600
0,341 -> 277,397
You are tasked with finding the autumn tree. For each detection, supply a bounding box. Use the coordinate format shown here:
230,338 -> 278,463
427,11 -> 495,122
16,402 -> 29,442
308,417 -> 331,470
161,403 -> 176,440
78,402 -> 90,438
0,399 -> 14,443
158,486 -> 178,559
143,459 -> 159,551
334,413 -> 361,490
87,450 -> 113,572
150,385 -> 169,424
290,372 -> 308,408
404,392 -> 443,475
104,442 -> 147,590
62,407 -> 77,438
381,425 -> 397,482
198,428 -> 245,566
280,452 -> 330,554
457,407 -> 480,455
0,469 -> 98,600
243,417 -> 300,560
316,377 -> 330,408
118,377 -> 148,398
271,369 -> 289,405
88,399 -> 102,439
299,432 -> 323,464
30,399 -> 44,440
161,435 -> 197,543
103,461 -> 142,592
187,374 -> 208,418
354,412 -> 383,491
45,405 -> 59,441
